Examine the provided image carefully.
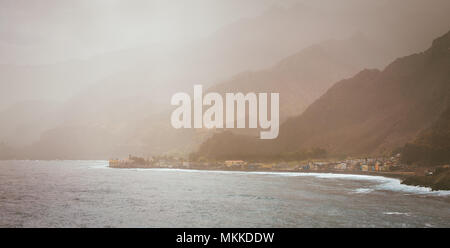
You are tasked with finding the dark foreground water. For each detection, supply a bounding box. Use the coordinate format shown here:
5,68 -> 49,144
0,160 -> 449,227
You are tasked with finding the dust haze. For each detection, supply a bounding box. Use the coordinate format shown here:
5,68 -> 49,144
1,0 -> 450,159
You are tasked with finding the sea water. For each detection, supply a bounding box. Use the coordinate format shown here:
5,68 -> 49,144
0,160 -> 449,227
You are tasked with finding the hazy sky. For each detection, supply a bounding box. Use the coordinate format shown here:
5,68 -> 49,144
1,0 -> 450,156
0,0 -> 299,64
2,0 -> 450,65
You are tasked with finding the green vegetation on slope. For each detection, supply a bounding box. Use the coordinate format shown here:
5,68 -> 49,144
401,107 -> 450,166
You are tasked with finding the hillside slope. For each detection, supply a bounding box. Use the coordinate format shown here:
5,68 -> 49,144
209,33 -> 389,120
401,106 -> 450,166
198,30 -> 450,159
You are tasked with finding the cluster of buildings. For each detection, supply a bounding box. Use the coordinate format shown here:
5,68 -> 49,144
109,157 -> 190,169
109,154 -> 403,173
215,156 -> 401,172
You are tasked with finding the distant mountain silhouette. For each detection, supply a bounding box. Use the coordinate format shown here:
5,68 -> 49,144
9,34 -> 391,159
209,33 -> 389,122
3,2 -> 450,159
198,30 -> 450,159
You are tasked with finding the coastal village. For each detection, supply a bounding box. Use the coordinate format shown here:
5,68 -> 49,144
109,153 -> 411,175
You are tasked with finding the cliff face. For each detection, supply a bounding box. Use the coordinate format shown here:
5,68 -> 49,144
198,30 -> 450,159
277,30 -> 450,155
400,106 -> 450,166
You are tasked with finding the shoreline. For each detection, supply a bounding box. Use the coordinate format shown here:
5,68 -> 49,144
2,160 -> 445,190
110,165 -> 450,191
108,166 -> 450,191
109,165 -> 415,182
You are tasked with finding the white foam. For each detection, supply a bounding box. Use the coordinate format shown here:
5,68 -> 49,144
383,212 -> 410,216
353,188 -> 375,194
104,166 -> 450,196
86,160 -> 110,169
374,179 -> 450,196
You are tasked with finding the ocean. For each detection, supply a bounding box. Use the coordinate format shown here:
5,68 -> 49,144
0,160 -> 449,227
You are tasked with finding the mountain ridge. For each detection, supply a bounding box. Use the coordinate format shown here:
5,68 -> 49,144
197,29 -> 450,159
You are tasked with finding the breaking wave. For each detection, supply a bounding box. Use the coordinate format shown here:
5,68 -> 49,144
383,212 -> 411,216
101,165 -> 450,196
353,188 -> 375,194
